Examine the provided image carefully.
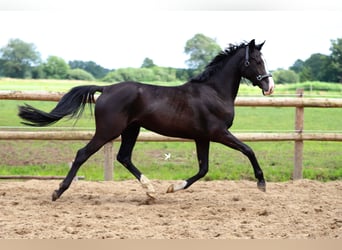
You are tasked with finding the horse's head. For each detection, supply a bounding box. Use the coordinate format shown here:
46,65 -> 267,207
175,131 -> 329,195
241,39 -> 274,95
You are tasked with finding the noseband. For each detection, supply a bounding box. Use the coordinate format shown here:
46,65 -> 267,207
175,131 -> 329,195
244,46 -> 272,82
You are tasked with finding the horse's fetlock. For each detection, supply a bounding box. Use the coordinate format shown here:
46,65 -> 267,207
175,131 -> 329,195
59,182 -> 68,190
255,170 -> 264,180
198,169 -> 208,178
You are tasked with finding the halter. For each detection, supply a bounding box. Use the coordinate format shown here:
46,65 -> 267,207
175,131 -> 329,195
244,45 -> 272,82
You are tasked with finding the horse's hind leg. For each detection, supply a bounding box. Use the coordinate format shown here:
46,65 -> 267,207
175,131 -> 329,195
52,133 -> 115,201
116,124 -> 156,199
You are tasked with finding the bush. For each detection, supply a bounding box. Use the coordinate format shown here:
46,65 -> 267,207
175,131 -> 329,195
102,68 -> 150,82
67,68 -> 95,81
102,67 -> 178,83
151,67 -> 177,82
43,56 -> 69,79
272,69 -> 299,84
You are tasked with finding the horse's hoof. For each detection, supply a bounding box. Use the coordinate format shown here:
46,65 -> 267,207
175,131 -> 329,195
146,191 -> 157,200
52,190 -> 59,201
257,181 -> 266,192
167,181 -> 187,193
166,184 -> 174,193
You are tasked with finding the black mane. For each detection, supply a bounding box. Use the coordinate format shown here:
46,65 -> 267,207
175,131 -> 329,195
190,42 -> 248,83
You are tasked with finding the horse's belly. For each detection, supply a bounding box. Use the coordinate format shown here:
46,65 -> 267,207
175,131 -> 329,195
139,114 -> 198,140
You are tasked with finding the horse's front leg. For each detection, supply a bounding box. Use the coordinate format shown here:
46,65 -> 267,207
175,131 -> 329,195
214,130 -> 266,192
167,139 -> 209,193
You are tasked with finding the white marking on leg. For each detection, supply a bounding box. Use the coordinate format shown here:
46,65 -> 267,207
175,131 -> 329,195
173,180 -> 187,191
140,175 -> 156,198
167,180 -> 187,193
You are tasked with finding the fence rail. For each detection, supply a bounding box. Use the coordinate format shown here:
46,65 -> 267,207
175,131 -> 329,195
0,90 -> 341,180
1,90 -> 342,107
0,131 -> 341,141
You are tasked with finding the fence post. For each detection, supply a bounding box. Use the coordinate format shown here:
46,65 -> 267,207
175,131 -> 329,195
103,141 -> 114,181
293,89 -> 304,180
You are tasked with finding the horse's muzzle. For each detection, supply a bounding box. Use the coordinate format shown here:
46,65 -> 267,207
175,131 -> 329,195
262,77 -> 275,96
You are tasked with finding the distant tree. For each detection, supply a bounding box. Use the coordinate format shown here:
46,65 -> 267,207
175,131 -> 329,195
330,38 -> 342,82
184,33 -> 221,73
0,38 -> 41,78
102,66 -> 179,83
43,56 -> 69,79
272,69 -> 299,84
304,53 -> 333,82
67,68 -> 95,81
141,58 -> 156,68
68,60 -> 109,79
0,58 -> 5,76
155,67 -> 178,81
290,59 -> 309,82
31,64 -> 46,79
298,66 -> 313,82
102,68 -> 154,82
176,68 -> 192,81
290,59 -> 305,74
290,38 -> 342,83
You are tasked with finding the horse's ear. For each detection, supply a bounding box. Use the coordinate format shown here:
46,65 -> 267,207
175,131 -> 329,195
255,40 -> 266,51
248,39 -> 256,49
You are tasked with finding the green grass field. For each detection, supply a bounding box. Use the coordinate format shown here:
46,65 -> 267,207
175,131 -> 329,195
0,78 -> 341,182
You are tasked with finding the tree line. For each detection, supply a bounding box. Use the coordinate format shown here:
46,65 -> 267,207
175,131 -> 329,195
0,35 -> 341,83
263,38 -> 342,84
275,38 -> 342,83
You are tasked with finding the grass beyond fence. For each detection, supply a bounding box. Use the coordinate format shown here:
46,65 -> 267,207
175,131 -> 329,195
0,79 -> 341,181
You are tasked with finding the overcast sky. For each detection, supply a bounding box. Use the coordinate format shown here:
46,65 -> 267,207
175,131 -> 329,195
0,1 -> 341,71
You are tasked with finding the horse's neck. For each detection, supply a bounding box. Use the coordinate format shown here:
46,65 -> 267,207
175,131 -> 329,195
212,62 -> 242,101
227,76 -> 242,101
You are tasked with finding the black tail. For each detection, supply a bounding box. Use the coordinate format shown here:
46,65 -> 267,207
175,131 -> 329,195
18,85 -> 104,126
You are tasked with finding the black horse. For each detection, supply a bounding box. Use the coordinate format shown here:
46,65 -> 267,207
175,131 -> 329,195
18,39 -> 274,201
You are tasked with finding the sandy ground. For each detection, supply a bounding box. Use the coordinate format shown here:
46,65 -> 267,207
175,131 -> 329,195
0,179 -> 341,239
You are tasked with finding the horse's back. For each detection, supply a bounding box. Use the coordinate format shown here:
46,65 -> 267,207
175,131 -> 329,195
95,81 -> 169,119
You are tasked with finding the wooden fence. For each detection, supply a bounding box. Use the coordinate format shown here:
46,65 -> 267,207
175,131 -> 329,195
0,90 -> 341,180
